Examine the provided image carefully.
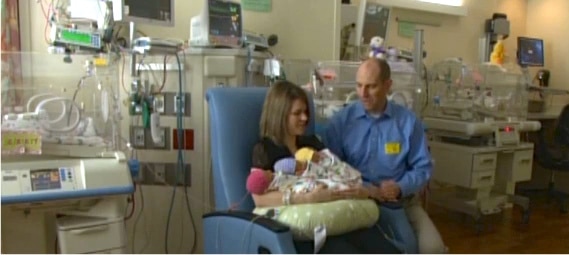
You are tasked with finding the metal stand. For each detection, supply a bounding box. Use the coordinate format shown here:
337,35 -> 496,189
430,191 -> 530,234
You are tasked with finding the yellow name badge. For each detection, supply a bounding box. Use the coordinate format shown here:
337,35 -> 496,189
385,142 -> 401,155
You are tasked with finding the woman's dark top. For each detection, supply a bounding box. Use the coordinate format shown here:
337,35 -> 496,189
252,135 -> 325,171
249,135 -> 402,254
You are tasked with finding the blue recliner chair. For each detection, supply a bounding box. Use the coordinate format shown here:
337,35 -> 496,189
203,87 -> 318,254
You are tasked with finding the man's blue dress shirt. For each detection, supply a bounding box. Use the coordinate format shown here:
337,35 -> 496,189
323,101 -> 432,197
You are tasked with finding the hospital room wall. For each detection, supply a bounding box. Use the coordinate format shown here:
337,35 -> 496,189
23,0 -> 342,61
133,0 -> 341,61
351,0 -> 527,67
526,0 -> 569,91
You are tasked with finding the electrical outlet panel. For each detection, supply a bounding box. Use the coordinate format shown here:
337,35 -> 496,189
153,164 -> 167,184
163,92 -> 191,117
164,163 -> 191,187
136,163 -> 191,187
136,163 -> 160,185
130,126 -> 146,148
135,165 -> 149,185
145,127 -> 170,150
130,126 -> 170,150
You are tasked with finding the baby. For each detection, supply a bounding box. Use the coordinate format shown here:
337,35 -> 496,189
246,147 -> 362,195
247,148 -> 381,241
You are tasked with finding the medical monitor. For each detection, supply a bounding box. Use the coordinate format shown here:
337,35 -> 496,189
189,0 -> 243,48
121,0 -> 175,27
355,0 -> 391,48
517,36 -> 544,67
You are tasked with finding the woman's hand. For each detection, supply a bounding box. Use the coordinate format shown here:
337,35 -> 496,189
303,185 -> 345,203
333,184 -> 371,200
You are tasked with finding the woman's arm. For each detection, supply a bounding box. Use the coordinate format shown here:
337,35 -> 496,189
252,185 -> 346,207
252,191 -> 310,207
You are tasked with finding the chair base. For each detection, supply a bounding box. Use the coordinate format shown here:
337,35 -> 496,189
517,182 -> 569,214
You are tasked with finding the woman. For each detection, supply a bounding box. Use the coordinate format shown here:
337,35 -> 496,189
250,80 -> 401,254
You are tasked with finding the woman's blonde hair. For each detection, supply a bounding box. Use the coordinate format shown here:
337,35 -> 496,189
259,81 -> 310,144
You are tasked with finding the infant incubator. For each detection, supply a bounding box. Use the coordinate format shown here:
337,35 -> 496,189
1,52 -> 121,157
424,58 -> 529,124
309,60 -> 424,135
423,58 -> 540,227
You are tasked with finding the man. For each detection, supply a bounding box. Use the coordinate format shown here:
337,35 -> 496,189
324,58 -> 446,254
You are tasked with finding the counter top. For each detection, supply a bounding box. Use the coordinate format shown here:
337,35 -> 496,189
527,105 -> 565,120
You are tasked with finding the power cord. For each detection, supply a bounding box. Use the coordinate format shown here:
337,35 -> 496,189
124,185 -> 136,220
180,51 -> 197,254
164,52 -> 179,254
240,214 -> 265,252
165,51 -> 196,254
131,184 -> 151,253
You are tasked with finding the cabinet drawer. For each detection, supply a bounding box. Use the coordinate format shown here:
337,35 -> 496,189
472,153 -> 497,172
471,170 -> 495,188
511,150 -> 533,181
57,218 -> 125,254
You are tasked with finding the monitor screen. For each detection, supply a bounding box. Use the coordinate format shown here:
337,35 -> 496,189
517,37 -> 544,67
30,169 -> 62,191
208,0 -> 242,38
123,0 -> 174,26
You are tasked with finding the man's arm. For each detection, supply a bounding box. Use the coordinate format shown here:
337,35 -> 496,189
396,118 -> 432,198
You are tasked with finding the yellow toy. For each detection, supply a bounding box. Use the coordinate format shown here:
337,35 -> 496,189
490,38 -> 505,65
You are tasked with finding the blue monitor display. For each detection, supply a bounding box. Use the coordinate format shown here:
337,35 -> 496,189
517,37 -> 544,67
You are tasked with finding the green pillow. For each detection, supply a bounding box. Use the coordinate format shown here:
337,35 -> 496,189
253,199 -> 379,240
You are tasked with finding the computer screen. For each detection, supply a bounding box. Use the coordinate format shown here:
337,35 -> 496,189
123,0 -> 174,26
517,37 -> 544,67
208,0 -> 242,39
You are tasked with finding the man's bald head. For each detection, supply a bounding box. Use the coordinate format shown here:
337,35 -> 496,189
360,58 -> 391,84
356,58 -> 393,113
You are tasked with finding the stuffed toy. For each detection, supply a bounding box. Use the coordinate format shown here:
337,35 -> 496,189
386,47 -> 399,62
369,36 -> 387,59
490,38 -> 505,65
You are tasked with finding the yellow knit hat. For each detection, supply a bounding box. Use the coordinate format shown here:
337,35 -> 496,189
295,147 -> 315,162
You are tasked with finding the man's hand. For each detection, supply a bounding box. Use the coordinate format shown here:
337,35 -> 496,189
379,180 -> 401,202
366,185 -> 386,202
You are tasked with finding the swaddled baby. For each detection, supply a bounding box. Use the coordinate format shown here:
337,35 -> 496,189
246,147 -> 362,195
247,147 -> 379,240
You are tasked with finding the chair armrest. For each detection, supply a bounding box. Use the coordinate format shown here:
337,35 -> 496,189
203,210 -> 297,254
203,210 -> 290,233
